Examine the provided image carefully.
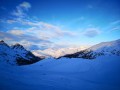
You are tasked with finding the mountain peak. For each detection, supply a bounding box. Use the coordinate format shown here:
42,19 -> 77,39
0,40 -> 9,47
0,40 -> 4,43
0,41 -> 43,65
115,39 -> 120,43
60,39 -> 120,59
12,43 -> 24,49
0,40 -> 6,44
14,43 -> 22,46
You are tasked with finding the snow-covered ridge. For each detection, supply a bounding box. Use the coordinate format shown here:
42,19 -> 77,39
0,40 -> 44,65
87,39 -> 120,52
32,46 -> 88,58
60,39 -> 120,59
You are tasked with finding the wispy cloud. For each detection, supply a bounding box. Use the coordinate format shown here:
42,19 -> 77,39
83,28 -> 100,38
6,3 -> 76,40
110,27 -> 120,31
7,20 -> 17,24
0,1 -> 77,50
6,19 -> 75,39
11,2 -> 31,18
8,30 -> 24,35
110,20 -> 120,25
19,1 -> 31,10
0,31 -> 52,50
106,20 -> 120,32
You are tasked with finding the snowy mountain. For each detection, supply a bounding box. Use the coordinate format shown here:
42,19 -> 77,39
0,40 -> 44,65
32,46 -> 88,58
87,39 -> 120,52
0,40 -> 120,90
60,39 -> 120,59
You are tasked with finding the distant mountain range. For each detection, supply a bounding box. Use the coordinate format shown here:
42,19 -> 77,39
0,40 -> 44,65
32,46 -> 88,58
0,39 -> 120,65
59,39 -> 120,59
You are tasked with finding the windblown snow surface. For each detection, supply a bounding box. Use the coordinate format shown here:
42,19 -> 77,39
0,56 -> 120,90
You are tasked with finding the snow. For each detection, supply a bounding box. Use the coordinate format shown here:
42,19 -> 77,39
0,56 -> 120,90
11,44 -> 31,60
0,41 -> 17,64
32,46 -> 88,58
35,39 -> 120,58
0,41 -> 42,65
88,39 -> 120,52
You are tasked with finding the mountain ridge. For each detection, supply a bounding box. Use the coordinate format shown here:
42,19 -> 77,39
59,39 -> 120,59
0,40 -> 44,65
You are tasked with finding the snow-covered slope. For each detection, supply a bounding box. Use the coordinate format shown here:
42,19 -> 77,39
61,39 -> 120,59
0,56 -> 120,90
0,40 -> 17,65
0,39 -> 120,90
0,40 -> 44,65
87,39 -> 120,53
32,46 -> 88,58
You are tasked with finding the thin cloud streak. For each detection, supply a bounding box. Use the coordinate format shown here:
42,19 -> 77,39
83,28 -> 101,38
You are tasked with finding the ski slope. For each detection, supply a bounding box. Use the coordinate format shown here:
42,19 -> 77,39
0,56 -> 120,90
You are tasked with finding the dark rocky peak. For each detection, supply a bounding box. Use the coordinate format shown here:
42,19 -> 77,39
0,40 -> 6,44
0,40 -> 9,47
12,43 -> 25,49
0,40 -> 4,43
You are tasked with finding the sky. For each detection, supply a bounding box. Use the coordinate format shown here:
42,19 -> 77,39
0,0 -> 120,50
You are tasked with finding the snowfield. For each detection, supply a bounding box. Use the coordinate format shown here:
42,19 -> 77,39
0,56 -> 120,90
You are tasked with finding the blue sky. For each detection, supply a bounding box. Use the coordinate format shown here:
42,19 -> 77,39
0,0 -> 120,49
